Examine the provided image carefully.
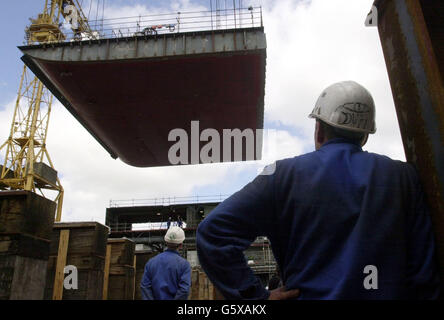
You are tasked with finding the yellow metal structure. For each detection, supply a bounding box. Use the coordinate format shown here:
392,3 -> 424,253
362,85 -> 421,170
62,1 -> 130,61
0,0 -> 94,221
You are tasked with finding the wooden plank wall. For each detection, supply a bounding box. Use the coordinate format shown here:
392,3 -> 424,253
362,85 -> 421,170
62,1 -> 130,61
134,250 -> 158,300
102,245 -> 112,299
44,222 -> 109,300
103,238 -> 136,300
189,268 -> 224,300
52,229 -> 69,300
0,191 -> 56,300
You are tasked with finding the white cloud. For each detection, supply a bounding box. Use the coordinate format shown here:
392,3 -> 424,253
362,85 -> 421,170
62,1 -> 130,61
102,0 -> 208,18
260,0 -> 404,160
81,0 -> 209,38
0,0 -> 407,224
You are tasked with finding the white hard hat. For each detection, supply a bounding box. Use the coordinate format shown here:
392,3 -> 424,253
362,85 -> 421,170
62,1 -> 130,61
309,81 -> 376,134
164,226 -> 185,244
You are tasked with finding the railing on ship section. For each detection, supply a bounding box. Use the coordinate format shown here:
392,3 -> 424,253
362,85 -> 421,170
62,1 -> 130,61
28,7 -> 264,43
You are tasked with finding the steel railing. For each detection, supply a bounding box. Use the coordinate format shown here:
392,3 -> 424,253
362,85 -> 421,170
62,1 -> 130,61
27,7 -> 263,44
109,194 -> 230,208
109,222 -> 170,232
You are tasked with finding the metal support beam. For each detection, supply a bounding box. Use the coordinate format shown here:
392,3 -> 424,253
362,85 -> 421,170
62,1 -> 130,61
374,0 -> 444,286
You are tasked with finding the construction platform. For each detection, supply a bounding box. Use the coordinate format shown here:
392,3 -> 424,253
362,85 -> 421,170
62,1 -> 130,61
105,196 -> 277,283
19,26 -> 267,167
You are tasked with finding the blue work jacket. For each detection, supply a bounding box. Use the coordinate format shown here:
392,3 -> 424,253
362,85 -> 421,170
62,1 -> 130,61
196,139 -> 441,299
141,249 -> 191,300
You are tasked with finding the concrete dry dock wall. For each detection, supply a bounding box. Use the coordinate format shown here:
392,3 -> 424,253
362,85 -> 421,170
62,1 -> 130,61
0,191 -> 56,300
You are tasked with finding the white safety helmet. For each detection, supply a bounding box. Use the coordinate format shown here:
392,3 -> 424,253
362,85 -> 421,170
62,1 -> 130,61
309,81 -> 376,134
164,226 -> 185,244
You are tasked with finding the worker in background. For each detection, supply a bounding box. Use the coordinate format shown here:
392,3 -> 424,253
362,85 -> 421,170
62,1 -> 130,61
177,215 -> 183,228
167,216 -> 172,229
196,81 -> 441,300
141,226 -> 191,300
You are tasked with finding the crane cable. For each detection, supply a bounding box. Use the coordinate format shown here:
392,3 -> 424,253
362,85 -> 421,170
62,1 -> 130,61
95,0 -> 99,29
102,0 -> 105,33
88,0 -> 93,22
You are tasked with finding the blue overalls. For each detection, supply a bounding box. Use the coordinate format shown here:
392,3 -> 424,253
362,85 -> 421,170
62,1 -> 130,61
196,139 -> 441,299
141,249 -> 191,300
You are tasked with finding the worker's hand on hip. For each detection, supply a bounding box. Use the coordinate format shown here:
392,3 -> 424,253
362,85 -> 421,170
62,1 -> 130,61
268,286 -> 300,300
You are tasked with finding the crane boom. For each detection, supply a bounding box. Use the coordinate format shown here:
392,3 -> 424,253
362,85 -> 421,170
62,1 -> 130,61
0,0 -> 96,221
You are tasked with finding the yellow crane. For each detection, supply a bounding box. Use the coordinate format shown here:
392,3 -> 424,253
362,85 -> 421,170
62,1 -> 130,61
0,0 -> 95,221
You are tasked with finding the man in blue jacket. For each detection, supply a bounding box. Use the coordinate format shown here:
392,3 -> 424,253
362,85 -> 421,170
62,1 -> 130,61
141,226 -> 191,300
196,81 -> 441,300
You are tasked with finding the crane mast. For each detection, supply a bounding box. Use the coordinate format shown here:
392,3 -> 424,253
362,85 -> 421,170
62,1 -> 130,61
0,0 -> 95,221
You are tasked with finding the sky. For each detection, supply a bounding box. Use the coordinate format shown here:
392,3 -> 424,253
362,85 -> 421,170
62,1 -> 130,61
0,0 -> 405,224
